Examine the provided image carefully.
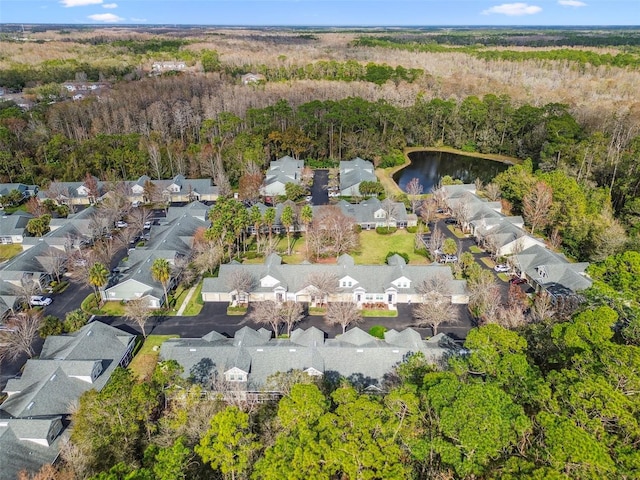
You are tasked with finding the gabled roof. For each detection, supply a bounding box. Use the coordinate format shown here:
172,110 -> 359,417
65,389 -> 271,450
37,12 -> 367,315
1,321 -> 135,418
0,417 -> 67,480
161,326 -> 462,392
204,253 -> 466,299
515,244 -> 592,294
339,157 -> 376,191
336,198 -> 409,224
0,211 -> 32,237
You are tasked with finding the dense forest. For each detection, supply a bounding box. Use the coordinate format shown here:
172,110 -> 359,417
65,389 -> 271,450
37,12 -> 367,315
41,301 -> 640,480
2,27 -> 640,479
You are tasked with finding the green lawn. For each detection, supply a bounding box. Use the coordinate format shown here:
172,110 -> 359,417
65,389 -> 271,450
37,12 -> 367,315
479,256 -> 496,268
362,309 -> 398,317
182,281 -> 204,316
128,335 -> 178,381
447,225 -> 468,239
97,301 -> 127,316
469,245 -> 484,254
0,244 -> 22,262
353,230 -> 430,265
497,273 -> 511,282
243,236 -> 308,265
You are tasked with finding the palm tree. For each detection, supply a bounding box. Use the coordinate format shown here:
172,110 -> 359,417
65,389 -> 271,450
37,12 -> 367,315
151,258 -> 172,307
300,204 -> 313,259
281,204 -> 295,255
88,262 -> 109,304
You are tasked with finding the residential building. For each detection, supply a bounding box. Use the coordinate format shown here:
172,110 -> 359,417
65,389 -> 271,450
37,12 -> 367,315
0,183 -> 38,206
441,184 -> 592,296
336,198 -> 417,229
202,253 -> 468,308
0,321 -> 136,480
39,175 -> 218,207
0,211 -> 33,244
128,175 -> 219,204
0,241 -> 65,319
241,73 -> 265,84
513,244 -> 592,297
102,202 -> 209,307
151,61 -> 186,72
38,176 -> 104,206
262,156 -> 304,197
339,157 -> 377,196
160,326 -> 461,394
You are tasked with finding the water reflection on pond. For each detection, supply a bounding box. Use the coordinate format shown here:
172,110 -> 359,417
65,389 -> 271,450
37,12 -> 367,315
394,150 -> 512,193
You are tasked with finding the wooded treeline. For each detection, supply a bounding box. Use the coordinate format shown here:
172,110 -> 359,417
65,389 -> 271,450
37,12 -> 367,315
2,76 -> 639,222
29,301 -> 640,480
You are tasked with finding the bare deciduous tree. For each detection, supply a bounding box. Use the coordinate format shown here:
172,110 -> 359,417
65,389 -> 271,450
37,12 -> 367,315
226,270 -> 256,304
306,206 -> 358,259
305,272 -> 338,306
420,197 -> 437,226
406,177 -> 424,214
468,270 -> 502,324
0,310 -> 43,362
416,272 -> 451,297
325,301 -> 362,334
279,301 -> 304,336
124,297 -> 153,338
494,304 -> 527,329
193,241 -> 223,276
127,207 -> 153,233
529,290 -> 556,323
92,238 -> 119,269
413,291 -> 457,336
484,183 -> 501,202
428,227 -> 445,256
247,300 -> 282,336
41,248 -> 67,283
523,181 -> 553,234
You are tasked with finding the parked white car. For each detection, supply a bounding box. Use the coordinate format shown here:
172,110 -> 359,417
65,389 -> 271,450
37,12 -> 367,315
29,295 -> 53,307
115,220 -> 128,228
494,264 -> 510,272
144,221 -> 152,229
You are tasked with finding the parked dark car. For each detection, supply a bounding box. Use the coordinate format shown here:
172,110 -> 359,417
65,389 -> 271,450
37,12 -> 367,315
510,277 -> 527,285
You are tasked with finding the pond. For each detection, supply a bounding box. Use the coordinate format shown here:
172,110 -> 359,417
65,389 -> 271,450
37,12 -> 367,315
393,150 -> 512,193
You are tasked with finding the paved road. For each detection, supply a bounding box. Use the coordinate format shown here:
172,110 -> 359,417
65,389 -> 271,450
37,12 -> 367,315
434,217 -> 512,302
310,169 -> 329,205
98,301 -> 473,342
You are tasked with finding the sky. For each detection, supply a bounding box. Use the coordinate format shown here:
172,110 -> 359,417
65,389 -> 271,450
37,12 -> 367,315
0,0 -> 638,26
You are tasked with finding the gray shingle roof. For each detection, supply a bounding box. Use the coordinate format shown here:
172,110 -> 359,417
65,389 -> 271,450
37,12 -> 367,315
1,321 -> 135,418
515,244 -> 592,294
0,211 -> 32,237
0,417 -> 67,480
203,254 -> 465,299
339,158 -> 376,192
160,326 -> 461,391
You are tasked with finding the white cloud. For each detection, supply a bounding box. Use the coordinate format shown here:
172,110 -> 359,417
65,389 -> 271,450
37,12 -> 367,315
102,3 -> 118,8
88,13 -> 124,22
61,0 -> 103,7
482,3 -> 542,16
558,0 -> 587,6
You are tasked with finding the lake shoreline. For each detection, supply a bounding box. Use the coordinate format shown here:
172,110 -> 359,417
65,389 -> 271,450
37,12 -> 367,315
389,146 -> 518,193
404,146 -> 521,165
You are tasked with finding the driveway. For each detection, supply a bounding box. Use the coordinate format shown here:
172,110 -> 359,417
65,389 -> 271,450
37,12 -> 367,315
97,301 -> 473,342
310,169 -> 329,205
434,218 -> 511,302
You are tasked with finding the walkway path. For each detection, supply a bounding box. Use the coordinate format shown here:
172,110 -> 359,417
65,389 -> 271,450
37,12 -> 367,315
175,279 -> 201,316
